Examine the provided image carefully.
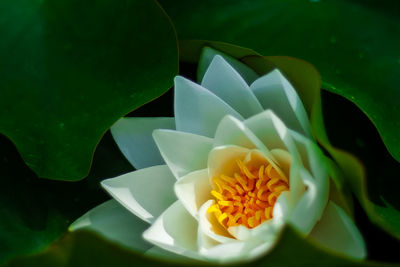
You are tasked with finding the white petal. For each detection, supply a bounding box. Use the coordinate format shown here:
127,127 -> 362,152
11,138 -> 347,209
287,130 -> 330,235
201,55 -> 263,118
174,169 -> 213,218
69,200 -> 151,251
111,117 -> 175,169
270,148 -> 291,178
273,191 -> 292,222
198,200 -> 236,244
213,115 -> 260,149
142,201 -> 201,260
197,229 -> 220,253
174,76 -> 243,137
200,238 -> 274,264
250,69 -> 311,137
244,110 -> 299,158
208,145 -> 250,180
290,130 -> 328,181
101,165 -> 176,224
153,129 -> 213,179
200,241 -> 252,263
198,47 -> 259,85
212,116 -> 285,179
289,167 -> 329,235
243,111 -> 308,202
287,160 -> 307,207
228,219 -> 281,242
310,201 -> 366,259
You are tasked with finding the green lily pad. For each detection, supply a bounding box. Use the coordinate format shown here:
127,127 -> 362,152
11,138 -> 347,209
0,131 -> 134,265
0,0 -> 178,180
159,0 -> 400,166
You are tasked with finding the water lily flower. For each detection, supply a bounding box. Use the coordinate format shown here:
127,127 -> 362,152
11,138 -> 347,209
70,47 -> 366,263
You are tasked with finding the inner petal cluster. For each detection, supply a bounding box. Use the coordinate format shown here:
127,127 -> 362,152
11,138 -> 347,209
207,159 -> 289,229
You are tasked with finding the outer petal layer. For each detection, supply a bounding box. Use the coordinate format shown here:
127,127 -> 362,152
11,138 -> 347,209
143,201 -> 200,259
310,201 -> 366,259
153,129 -> 213,179
201,55 -> 263,118
175,169 -> 213,218
198,47 -> 259,85
174,76 -> 243,137
111,117 -> 175,169
101,165 -> 176,223
69,200 -> 151,252
250,70 -> 311,137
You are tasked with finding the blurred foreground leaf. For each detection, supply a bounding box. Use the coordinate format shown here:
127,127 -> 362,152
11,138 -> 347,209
7,227 -> 389,267
0,0 -> 178,180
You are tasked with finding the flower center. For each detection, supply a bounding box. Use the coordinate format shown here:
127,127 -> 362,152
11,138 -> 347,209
207,158 -> 289,229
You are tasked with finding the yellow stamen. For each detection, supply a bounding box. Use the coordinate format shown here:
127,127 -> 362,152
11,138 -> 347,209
208,157 -> 289,230
211,190 -> 225,201
220,174 -> 237,185
236,159 -> 256,179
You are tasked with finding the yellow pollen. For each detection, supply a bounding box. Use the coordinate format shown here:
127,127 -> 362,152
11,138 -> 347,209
207,158 -> 289,229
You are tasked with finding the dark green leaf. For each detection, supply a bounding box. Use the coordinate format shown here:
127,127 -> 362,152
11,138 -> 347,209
0,84 -> 176,265
0,131 -> 133,264
321,91 -> 400,241
0,0 -> 178,180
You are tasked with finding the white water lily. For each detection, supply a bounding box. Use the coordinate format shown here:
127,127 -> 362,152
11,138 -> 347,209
70,47 -> 366,263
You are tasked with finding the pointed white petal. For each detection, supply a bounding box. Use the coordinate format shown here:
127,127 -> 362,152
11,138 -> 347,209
198,229 -> 220,253
142,201 -> 201,260
198,47 -> 259,85
251,69 -> 311,136
290,130 -> 328,181
208,145 -> 250,180
273,191 -> 292,222
244,110 -> 299,159
287,160 -> 307,207
201,55 -> 263,118
213,115 -> 260,149
270,148 -> 291,178
286,130 -> 329,235
101,165 -> 176,224
198,200 -> 236,244
153,129 -> 213,179
111,117 -> 175,169
200,241 -> 252,263
212,116 -> 285,179
200,238 -> 274,264
174,169 -> 213,218
289,167 -> 329,235
174,76 -> 243,137
310,201 -> 366,259
69,200 -> 151,251
228,219 -> 281,242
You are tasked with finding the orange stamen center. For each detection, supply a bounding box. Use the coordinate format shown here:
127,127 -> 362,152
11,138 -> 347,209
207,158 -> 289,229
